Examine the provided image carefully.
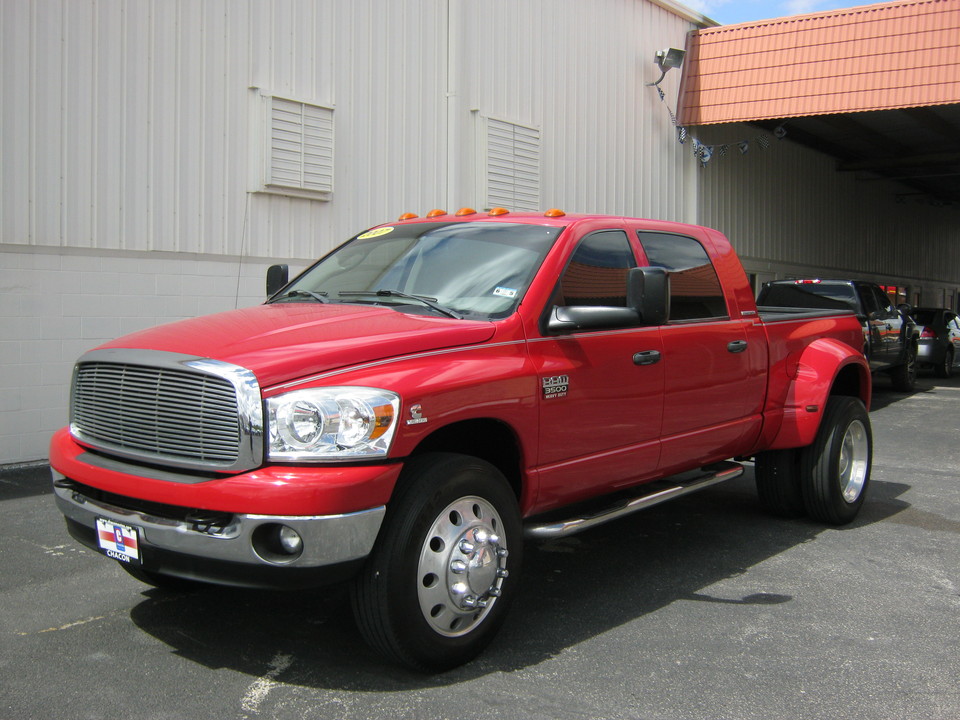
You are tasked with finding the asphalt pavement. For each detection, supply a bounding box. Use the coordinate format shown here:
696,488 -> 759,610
1,372 -> 958,720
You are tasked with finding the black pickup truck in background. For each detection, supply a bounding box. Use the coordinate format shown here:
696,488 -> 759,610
757,279 -> 920,391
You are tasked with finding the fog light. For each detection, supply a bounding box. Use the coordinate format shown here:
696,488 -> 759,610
251,522 -> 305,564
278,526 -> 302,554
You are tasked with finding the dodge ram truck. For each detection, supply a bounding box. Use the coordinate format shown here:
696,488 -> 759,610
51,210 -> 873,671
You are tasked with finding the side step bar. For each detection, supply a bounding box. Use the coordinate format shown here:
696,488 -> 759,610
524,461 -> 744,540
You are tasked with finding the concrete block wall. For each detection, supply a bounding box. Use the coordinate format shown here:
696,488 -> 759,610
0,247 -> 305,464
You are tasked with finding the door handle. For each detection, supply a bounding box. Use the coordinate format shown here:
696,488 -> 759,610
633,350 -> 661,366
727,340 -> 748,354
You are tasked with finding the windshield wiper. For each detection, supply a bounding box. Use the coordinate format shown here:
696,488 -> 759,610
279,290 -> 329,304
338,290 -> 463,319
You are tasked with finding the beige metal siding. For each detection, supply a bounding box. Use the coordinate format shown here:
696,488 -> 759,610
459,0 -> 697,221
694,122 -> 960,288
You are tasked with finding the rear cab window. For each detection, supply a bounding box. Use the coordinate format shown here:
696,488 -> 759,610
636,232 -> 727,321
762,282 -> 858,313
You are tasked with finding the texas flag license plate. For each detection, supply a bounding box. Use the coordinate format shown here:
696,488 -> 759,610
95,518 -> 141,564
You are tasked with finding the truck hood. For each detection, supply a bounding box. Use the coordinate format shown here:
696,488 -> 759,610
99,303 -> 497,388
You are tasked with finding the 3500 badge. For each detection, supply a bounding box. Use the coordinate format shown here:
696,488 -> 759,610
541,375 -> 569,399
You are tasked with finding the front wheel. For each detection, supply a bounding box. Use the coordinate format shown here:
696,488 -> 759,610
351,453 -> 522,672
800,396 -> 872,525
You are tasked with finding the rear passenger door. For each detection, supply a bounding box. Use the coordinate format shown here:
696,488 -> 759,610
635,231 -> 763,473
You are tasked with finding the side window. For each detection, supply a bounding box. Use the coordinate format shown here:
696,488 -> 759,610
637,232 -> 727,320
857,285 -> 880,318
873,286 -> 896,318
556,230 -> 636,307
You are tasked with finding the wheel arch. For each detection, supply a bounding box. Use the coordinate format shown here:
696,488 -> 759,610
407,418 -> 525,502
768,338 -> 871,451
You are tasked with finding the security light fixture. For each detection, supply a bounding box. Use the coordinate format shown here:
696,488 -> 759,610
648,47 -> 686,86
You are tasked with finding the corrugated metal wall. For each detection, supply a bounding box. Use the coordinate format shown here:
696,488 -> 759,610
2,0 -> 695,258
694,123 -> 960,299
0,0 -> 700,463
458,0 -> 696,221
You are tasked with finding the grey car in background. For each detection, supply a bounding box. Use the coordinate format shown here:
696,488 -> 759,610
910,307 -> 960,378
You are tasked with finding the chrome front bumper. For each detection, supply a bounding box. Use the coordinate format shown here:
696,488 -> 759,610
53,477 -> 385,570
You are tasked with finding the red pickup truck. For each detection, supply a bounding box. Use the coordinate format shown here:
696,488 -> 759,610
51,210 -> 872,671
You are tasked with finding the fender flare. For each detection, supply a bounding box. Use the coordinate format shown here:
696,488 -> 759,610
768,338 -> 871,450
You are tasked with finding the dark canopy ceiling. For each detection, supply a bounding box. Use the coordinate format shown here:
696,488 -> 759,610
754,103 -> 960,206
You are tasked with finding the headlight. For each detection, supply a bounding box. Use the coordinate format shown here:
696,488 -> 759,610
267,387 -> 400,461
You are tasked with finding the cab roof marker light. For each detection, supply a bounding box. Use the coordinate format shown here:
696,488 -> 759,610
426,209 -> 446,217
398,212 -> 418,221
795,279 -> 822,284
488,207 -> 510,216
544,208 -> 566,217
455,207 -> 477,216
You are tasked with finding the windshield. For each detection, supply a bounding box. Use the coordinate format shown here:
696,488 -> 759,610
272,221 -> 563,319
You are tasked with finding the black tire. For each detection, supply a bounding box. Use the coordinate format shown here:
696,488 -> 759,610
119,563 -> 208,592
754,448 -> 805,518
350,453 -> 522,672
799,396 -> 872,525
890,345 -> 917,391
934,347 -> 954,379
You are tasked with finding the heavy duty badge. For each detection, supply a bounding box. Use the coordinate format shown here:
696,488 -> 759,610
541,375 -> 569,399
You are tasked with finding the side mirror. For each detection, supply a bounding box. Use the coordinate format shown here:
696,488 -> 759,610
545,266 -> 670,334
897,303 -> 913,315
266,264 -> 289,298
628,267 -> 669,325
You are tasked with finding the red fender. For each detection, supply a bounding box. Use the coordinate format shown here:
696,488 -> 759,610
767,338 -> 871,450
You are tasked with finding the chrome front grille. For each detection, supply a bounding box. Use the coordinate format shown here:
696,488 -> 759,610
70,350 -> 263,472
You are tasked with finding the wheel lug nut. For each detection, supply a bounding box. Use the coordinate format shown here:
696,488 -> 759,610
459,540 -> 475,554
497,547 -> 509,558
496,568 -> 509,578
451,560 -> 467,574
474,529 -> 489,544
488,533 -> 500,545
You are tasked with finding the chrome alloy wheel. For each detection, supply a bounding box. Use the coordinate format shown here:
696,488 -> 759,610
838,418 -> 870,503
417,495 -> 509,637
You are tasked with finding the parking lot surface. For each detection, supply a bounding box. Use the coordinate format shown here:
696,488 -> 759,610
2,374 -> 958,720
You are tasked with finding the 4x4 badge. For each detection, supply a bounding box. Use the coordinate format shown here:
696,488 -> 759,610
406,403 -> 429,425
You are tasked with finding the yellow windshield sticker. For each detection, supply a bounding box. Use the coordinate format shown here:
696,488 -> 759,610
357,226 -> 395,239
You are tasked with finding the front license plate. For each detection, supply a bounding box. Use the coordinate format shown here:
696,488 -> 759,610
95,518 -> 141,565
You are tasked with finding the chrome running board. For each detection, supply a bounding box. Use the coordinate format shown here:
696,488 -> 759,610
524,461 -> 744,539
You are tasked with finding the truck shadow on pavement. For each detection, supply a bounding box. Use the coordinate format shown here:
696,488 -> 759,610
128,471 -> 913,689
869,372 -> 959,411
